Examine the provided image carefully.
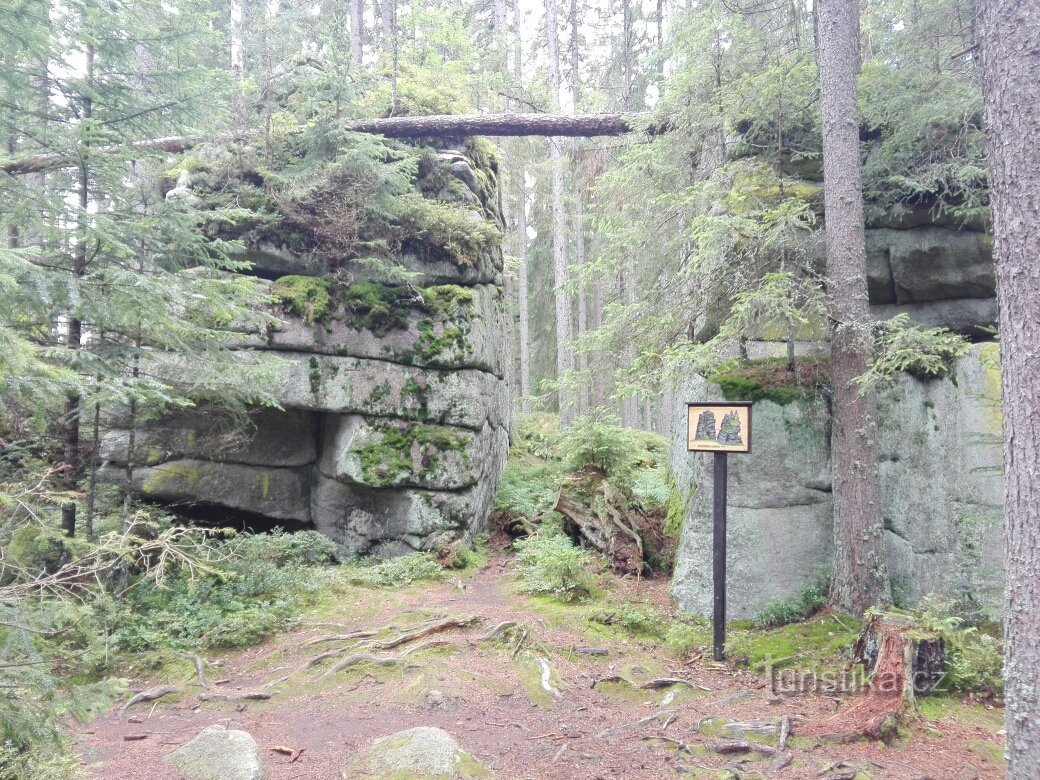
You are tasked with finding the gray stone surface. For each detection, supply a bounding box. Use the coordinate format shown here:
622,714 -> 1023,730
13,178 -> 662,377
670,376 -> 833,617
167,725 -> 264,780
344,726 -> 488,779
103,142 -> 511,556
263,283 -> 509,377
865,227 -> 994,305
670,344 -> 1004,618
99,408 -> 318,468
102,459 -> 312,523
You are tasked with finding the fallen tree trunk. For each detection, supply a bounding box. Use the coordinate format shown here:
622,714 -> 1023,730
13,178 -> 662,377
1,113 -> 671,175
346,112 -> 669,138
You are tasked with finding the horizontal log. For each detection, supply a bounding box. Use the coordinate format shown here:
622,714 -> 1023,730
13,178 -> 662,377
1,113 -> 671,175
345,112 -> 670,138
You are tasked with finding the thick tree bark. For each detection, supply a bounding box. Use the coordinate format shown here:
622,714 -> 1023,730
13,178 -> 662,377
817,0 -> 887,615
979,1 -> 1040,773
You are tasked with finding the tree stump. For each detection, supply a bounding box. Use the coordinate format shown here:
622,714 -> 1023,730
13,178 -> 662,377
810,613 -> 945,743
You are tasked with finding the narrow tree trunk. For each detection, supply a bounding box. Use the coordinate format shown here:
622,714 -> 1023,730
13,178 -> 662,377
569,0 -> 586,414
817,0 -> 887,615
979,1 -> 1040,772
381,0 -> 398,111
350,0 -> 364,66
545,0 -> 573,424
62,42 -> 94,539
516,175 -> 532,413
85,398 -> 100,541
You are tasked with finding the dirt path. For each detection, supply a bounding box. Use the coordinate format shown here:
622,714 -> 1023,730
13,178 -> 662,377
76,555 -> 1005,779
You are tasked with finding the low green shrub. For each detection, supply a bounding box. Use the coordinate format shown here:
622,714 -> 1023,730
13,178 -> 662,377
513,534 -> 593,600
588,603 -> 664,638
342,552 -> 444,588
111,529 -> 340,652
753,571 -> 830,628
857,314 -> 972,387
664,618 -> 711,657
915,596 -> 1003,696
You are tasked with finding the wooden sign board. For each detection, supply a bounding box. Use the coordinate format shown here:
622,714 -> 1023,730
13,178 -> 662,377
687,402 -> 752,454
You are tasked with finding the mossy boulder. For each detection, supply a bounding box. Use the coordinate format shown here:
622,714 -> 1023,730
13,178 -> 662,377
167,725 -> 264,780
342,726 -> 490,780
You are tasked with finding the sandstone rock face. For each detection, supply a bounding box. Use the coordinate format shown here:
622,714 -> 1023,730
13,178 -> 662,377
166,725 -> 265,780
670,344 -> 1003,619
101,144 -> 511,556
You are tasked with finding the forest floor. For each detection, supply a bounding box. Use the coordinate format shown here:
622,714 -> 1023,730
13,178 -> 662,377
74,546 -> 1006,780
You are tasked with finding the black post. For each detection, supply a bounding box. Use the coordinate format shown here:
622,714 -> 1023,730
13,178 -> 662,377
712,451 -> 728,661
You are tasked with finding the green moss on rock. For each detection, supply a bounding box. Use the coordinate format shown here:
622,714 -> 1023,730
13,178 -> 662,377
357,422 -> 470,487
710,356 -> 830,405
272,275 -> 332,324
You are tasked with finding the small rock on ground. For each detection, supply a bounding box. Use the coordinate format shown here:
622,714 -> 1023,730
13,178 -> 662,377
166,724 -> 264,780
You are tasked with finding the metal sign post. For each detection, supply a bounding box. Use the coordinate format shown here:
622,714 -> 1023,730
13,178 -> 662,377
687,402 -> 752,662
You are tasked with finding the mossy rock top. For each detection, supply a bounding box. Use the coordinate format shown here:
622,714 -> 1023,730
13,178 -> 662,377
343,726 -> 490,779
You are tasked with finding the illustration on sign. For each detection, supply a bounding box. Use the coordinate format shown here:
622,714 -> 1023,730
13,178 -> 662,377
687,403 -> 752,453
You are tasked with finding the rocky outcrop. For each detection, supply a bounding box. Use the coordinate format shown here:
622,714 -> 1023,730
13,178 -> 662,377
670,344 -> 1003,619
101,142 -> 511,556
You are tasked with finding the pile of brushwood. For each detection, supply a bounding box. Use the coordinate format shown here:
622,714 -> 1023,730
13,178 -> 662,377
494,414 -> 679,575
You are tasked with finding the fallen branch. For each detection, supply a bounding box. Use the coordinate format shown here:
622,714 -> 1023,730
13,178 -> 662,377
510,627 -> 529,659
270,745 -> 304,763
119,685 -> 179,715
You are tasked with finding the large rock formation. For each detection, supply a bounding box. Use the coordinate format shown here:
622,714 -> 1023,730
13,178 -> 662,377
670,344 -> 1003,619
101,141 -> 511,557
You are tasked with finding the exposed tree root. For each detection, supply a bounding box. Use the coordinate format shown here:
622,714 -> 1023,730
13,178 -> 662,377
319,654 -> 406,680
711,740 -> 776,756
594,675 -> 709,692
198,691 -> 273,702
369,614 -> 481,650
119,685 -> 179,715
477,620 -> 520,642
172,652 -> 208,687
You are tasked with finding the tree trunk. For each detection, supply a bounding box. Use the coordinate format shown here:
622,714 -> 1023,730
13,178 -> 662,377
545,0 -> 573,425
62,42 -> 95,539
350,0 -> 364,66
810,614 -> 942,744
979,1 -> 1040,773
516,173 -> 532,413
816,0 -> 887,615
569,0 -> 586,414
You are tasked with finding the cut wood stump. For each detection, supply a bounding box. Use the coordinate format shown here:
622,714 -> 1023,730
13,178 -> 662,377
809,612 -> 945,743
